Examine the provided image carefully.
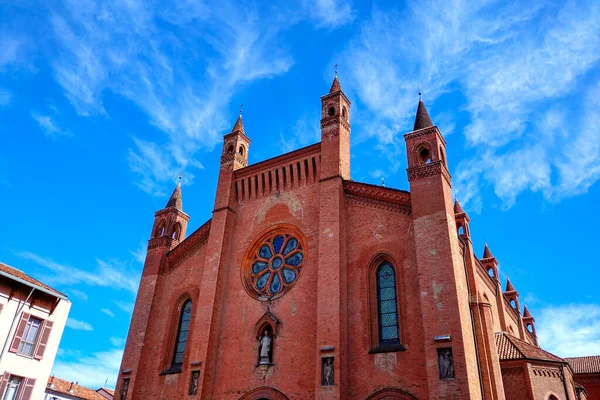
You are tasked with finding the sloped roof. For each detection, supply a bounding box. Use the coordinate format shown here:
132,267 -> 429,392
47,376 -> 106,400
166,181 -> 182,210
454,199 -> 465,214
483,243 -> 494,259
0,262 -> 66,298
329,75 -> 342,93
413,98 -> 433,131
495,332 -> 564,363
565,355 -> 600,374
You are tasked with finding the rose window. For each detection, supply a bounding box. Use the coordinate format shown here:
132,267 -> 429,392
243,225 -> 306,300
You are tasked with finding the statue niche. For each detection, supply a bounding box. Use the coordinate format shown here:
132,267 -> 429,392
254,311 -> 279,366
258,325 -> 274,365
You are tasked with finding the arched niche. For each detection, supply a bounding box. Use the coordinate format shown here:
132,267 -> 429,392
239,387 -> 289,400
366,387 -> 418,400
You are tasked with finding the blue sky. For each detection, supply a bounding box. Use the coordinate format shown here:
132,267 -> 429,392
1,0 -> 599,389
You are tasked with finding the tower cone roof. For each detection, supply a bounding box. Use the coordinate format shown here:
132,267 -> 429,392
483,243 -> 494,259
232,114 -> 244,133
454,199 -> 465,214
523,306 -> 533,318
166,181 -> 182,210
505,278 -> 516,293
413,98 -> 433,131
329,75 -> 342,93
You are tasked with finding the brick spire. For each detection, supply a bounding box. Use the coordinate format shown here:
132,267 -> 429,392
523,306 -> 532,318
232,114 -> 244,134
166,181 -> 182,210
413,97 -> 433,131
505,278 -> 516,293
483,243 -> 494,259
329,75 -> 342,93
454,199 -> 465,214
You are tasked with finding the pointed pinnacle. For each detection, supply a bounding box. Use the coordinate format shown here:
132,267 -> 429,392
505,278 -> 516,293
329,75 -> 342,93
232,114 -> 244,133
483,243 -> 494,259
413,97 -> 433,131
454,199 -> 465,214
166,181 -> 182,210
523,306 -> 533,318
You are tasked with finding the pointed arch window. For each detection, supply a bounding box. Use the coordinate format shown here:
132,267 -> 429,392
172,300 -> 192,366
376,263 -> 400,345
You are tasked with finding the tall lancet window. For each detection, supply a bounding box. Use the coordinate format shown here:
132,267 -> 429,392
173,300 -> 192,366
377,263 -> 400,345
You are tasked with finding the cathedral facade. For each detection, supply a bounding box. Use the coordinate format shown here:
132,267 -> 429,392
115,77 -> 592,400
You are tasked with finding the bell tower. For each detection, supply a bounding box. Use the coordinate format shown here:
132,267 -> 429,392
116,180 -> 189,398
320,75 -> 351,180
405,97 -> 483,399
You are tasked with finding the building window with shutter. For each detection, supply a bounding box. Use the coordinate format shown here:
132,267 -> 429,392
9,312 -> 53,360
1,375 -> 22,400
17,316 -> 42,356
0,374 -> 35,400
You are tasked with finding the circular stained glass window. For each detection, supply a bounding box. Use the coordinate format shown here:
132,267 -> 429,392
242,225 -> 306,301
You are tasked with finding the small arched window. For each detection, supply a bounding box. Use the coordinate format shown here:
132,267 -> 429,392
376,263 -> 400,345
172,223 -> 181,240
172,300 -> 192,366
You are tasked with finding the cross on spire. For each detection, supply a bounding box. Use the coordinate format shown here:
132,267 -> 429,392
239,103 -> 244,117
334,63 -> 339,76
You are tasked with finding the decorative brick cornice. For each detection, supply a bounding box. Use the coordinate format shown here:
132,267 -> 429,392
532,366 -> 562,378
407,160 -> 452,186
166,219 -> 212,268
403,125 -> 446,145
148,236 -> 172,250
220,153 -> 247,168
320,90 -> 351,104
320,116 -> 350,131
343,181 -> 411,215
223,130 -> 250,143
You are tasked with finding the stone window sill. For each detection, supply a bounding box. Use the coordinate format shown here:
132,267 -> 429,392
159,365 -> 183,375
368,344 -> 406,354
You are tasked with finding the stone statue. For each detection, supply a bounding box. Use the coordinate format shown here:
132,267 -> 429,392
259,330 -> 271,364
322,358 -> 334,385
438,348 -> 455,379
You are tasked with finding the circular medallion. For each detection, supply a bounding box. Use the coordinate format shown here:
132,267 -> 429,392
242,224 -> 307,301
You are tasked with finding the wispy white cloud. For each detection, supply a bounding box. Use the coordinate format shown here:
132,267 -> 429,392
0,34 -> 27,69
68,289 -> 88,302
101,308 -> 115,318
66,317 -> 93,331
302,0 -> 355,29
109,336 -> 125,347
129,240 -> 147,264
31,112 -> 70,138
342,1 -> 600,211
52,348 -> 122,389
113,300 -> 134,314
47,0 -> 296,195
17,251 -> 140,294
536,304 -> 600,357
278,114 -> 321,153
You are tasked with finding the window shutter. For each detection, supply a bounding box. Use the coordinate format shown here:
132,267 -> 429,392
0,372 -> 9,397
9,312 -> 31,353
33,320 -> 53,360
18,377 -> 36,400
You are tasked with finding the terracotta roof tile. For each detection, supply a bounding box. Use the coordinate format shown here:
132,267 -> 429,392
495,332 -> 564,363
47,377 -> 106,400
565,355 -> 600,374
0,262 -> 66,298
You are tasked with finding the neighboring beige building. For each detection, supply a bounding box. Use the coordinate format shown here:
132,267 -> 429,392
0,262 -> 71,400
